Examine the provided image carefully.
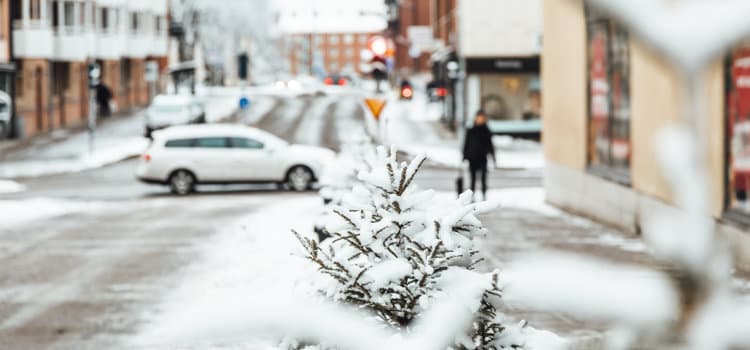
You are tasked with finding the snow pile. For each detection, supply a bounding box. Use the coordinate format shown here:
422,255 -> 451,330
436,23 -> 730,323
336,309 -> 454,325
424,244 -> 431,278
297,145 -> 566,349
0,137 -> 149,178
0,198 -> 102,228
0,180 -> 25,194
502,252 -> 679,327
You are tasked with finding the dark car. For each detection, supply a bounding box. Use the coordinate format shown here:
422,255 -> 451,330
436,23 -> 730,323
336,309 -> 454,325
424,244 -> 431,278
324,75 -> 350,86
426,80 -> 448,102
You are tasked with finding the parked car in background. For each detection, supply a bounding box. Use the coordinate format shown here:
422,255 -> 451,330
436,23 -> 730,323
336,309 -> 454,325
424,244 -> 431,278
426,80 -> 448,102
323,75 -> 351,86
144,95 -> 206,138
136,124 -> 336,195
0,91 -> 12,138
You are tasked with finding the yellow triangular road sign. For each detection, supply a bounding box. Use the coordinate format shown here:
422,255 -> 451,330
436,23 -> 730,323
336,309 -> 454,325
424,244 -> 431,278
364,98 -> 387,120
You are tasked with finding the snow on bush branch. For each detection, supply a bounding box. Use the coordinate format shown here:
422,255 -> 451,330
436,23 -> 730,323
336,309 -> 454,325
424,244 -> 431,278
294,145 -> 540,349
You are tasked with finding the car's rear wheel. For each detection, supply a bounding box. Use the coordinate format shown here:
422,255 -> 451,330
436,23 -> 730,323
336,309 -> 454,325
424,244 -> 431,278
286,166 -> 314,192
169,169 -> 196,195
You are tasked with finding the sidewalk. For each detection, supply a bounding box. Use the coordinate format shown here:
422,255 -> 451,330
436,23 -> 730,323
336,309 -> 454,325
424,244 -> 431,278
0,110 -> 150,179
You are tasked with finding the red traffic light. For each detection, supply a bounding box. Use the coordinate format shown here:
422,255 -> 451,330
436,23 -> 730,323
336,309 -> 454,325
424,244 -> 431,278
368,36 -> 387,56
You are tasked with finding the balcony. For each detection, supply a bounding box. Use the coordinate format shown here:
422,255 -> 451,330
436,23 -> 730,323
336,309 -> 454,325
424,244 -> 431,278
13,20 -> 55,58
125,32 -> 152,59
150,34 -> 169,57
54,26 -> 88,61
94,29 -> 126,60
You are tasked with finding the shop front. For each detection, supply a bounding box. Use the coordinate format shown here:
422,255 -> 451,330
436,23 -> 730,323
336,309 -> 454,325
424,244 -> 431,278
464,56 -> 541,138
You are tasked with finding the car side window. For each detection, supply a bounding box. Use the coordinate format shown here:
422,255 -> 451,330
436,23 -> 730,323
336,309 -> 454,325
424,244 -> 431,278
229,137 -> 264,149
165,138 -> 195,148
195,137 -> 229,148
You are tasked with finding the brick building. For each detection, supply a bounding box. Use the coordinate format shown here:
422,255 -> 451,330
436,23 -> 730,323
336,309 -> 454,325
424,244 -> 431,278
392,0 -> 432,76
10,0 -> 168,138
276,0 -> 386,77
287,32 -> 378,76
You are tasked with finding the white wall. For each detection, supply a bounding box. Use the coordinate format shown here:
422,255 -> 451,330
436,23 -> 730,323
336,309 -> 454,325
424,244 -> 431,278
458,0 -> 542,57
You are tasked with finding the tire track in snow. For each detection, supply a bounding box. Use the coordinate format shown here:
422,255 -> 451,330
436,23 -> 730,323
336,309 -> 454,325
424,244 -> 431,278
254,96 -> 312,142
293,96 -> 337,148
332,97 -> 368,150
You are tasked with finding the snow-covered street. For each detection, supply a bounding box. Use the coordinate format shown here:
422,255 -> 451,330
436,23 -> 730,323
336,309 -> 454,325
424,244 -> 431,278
3,83 -> 748,350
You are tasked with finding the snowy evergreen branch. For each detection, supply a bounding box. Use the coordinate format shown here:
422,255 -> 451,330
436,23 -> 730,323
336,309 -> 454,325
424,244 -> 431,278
296,144 -> 532,349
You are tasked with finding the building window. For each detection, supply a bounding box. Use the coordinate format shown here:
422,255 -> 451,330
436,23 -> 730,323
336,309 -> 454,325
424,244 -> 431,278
100,8 -> 109,31
727,44 -> 750,215
51,0 -> 59,28
30,0 -> 41,20
131,12 -> 138,33
586,13 -> 631,182
359,34 -> 368,44
51,62 -> 70,95
343,34 -> 353,44
64,1 -> 74,27
329,48 -> 338,58
328,34 -> 339,45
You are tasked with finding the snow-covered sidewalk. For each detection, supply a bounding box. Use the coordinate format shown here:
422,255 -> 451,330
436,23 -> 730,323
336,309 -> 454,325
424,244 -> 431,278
380,89 -> 544,170
127,184 -> 717,349
133,194 -> 322,349
0,113 -> 150,179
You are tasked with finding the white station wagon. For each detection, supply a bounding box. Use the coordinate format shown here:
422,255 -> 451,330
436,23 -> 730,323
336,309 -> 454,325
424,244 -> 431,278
136,124 -> 336,195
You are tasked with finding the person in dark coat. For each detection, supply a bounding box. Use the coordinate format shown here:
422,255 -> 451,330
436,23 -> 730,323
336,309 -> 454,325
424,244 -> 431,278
463,110 -> 495,200
96,83 -> 112,118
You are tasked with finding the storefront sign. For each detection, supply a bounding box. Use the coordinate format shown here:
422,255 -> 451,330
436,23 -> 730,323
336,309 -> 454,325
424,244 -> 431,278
465,57 -> 540,74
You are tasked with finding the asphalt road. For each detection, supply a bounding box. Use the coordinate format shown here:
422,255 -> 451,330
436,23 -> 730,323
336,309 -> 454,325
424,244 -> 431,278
0,92 -> 542,349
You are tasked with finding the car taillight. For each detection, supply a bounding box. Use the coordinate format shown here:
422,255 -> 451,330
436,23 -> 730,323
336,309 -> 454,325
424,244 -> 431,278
402,87 -> 413,98
324,77 -> 333,85
338,78 -> 347,85
142,154 -> 151,162
436,87 -> 448,97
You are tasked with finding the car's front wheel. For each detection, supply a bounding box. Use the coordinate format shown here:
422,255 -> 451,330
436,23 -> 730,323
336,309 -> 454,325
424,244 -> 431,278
286,166 -> 314,192
169,169 -> 196,195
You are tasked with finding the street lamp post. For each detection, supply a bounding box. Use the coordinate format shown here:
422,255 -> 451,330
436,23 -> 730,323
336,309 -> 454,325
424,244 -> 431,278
87,61 -> 101,156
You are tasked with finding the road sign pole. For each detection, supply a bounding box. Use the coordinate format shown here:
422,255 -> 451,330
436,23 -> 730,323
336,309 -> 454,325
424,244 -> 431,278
88,87 -> 96,155
87,62 -> 101,156
363,98 -> 387,144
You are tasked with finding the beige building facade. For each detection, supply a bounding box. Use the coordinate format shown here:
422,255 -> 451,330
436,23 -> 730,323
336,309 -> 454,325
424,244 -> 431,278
542,0 -> 750,268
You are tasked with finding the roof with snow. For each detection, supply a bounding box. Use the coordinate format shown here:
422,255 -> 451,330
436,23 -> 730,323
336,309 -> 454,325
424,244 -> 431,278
275,0 -> 387,34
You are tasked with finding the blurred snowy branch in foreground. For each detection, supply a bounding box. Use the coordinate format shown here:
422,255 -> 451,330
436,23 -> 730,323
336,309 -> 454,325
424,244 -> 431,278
507,1 -> 750,348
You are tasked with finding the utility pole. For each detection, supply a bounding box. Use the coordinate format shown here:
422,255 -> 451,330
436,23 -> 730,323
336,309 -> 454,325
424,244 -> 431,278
87,61 -> 101,155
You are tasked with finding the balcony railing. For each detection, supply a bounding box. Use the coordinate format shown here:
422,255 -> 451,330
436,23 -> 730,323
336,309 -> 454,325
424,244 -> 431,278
13,19 -> 51,30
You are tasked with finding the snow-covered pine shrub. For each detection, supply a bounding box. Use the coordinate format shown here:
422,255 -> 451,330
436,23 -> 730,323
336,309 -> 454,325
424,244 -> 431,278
295,145 -> 526,349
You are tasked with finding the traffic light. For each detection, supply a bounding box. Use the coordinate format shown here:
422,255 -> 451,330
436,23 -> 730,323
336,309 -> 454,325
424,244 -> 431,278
238,53 -> 249,80
367,36 -> 389,82
368,36 -> 387,57
87,62 -> 101,88
370,55 -> 388,82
